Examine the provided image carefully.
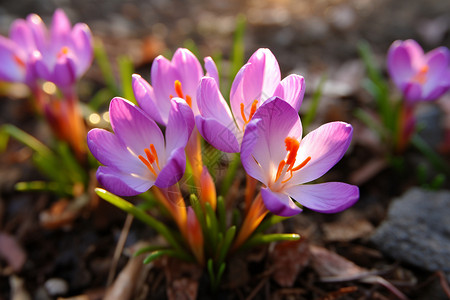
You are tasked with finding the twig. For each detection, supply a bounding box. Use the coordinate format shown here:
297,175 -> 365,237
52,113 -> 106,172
107,213 -> 134,286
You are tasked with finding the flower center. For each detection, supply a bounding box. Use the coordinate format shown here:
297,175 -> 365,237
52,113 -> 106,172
240,100 -> 258,128
13,54 -> 26,69
411,65 -> 429,85
275,137 -> 311,184
57,46 -> 70,59
170,80 -> 192,107
138,144 -> 161,177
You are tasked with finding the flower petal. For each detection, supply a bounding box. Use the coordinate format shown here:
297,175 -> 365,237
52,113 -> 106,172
70,23 -> 93,76
87,128 -> 145,174
10,19 -> 35,50
51,9 -> 72,41
151,55 -> 178,124
155,147 -> 186,188
240,119 -> 269,184
97,166 -> 153,196
273,74 -> 305,112
197,77 -> 235,127
244,48 -> 281,102
0,37 -> 25,82
109,97 -> 165,162
252,98 -> 303,170
387,41 -> 415,87
290,122 -> 353,185
196,116 -> 240,153
171,48 -> 203,99
132,74 -> 164,124
204,56 -> 219,85
285,182 -> 359,213
261,187 -> 302,217
165,98 -> 194,153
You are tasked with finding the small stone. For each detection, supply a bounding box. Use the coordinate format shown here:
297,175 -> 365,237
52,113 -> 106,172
44,278 -> 69,296
371,188 -> 450,282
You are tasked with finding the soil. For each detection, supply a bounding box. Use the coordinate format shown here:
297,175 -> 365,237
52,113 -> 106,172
1,0 -> 450,299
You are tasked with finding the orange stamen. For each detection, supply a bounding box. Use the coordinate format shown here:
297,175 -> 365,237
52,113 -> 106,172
57,46 -> 70,59
275,137 -> 311,184
281,156 -> 311,184
139,144 -> 160,177
171,80 -> 192,108
185,95 -> 192,107
174,80 -> 184,98
138,155 -> 157,176
285,137 -> 300,167
412,65 -> 429,84
150,144 -> 160,170
13,55 -> 26,69
240,100 -> 259,126
275,160 -> 286,182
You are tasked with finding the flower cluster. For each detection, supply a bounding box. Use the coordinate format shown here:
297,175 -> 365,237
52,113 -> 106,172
0,9 -> 93,92
88,47 -> 359,261
385,40 -> 450,152
0,9 -> 93,160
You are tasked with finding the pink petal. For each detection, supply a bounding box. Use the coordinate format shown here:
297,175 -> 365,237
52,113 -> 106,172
154,147 -> 186,188
285,182 -> 359,213
273,74 -> 305,112
97,166 -> 153,196
240,119 -> 269,184
387,41 -> 415,87
51,9 -> 72,41
109,97 -> 165,163
71,23 -> 93,77
132,74 -> 164,124
10,19 -> 35,51
196,116 -> 240,153
0,37 -> 25,82
252,98 -> 303,170
25,13 -> 47,52
244,48 -> 281,102
151,55 -> 178,124
87,128 -> 145,174
165,98 -> 194,153
261,187 -> 302,217
204,56 -> 219,85
290,122 -> 353,185
171,48 -> 203,100
197,77 -> 235,127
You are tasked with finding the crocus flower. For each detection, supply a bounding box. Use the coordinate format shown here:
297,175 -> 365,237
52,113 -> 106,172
241,97 -> 359,217
196,48 -> 305,153
31,9 -> 93,90
87,97 -> 194,196
387,39 -> 450,103
0,15 -> 38,85
132,48 -> 218,125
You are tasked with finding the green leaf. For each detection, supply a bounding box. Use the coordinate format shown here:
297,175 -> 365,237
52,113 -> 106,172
217,226 -> 236,265
134,245 -> 169,257
95,188 -> 192,261
217,196 -> 226,233
254,214 -> 290,235
242,233 -> 300,250
1,124 -> 52,157
143,249 -> 181,264
117,55 -> 136,103
55,142 -> 87,184
205,202 -> 219,246
15,181 -> 73,196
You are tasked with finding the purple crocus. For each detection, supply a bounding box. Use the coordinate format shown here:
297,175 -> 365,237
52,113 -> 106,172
87,97 -> 194,196
196,48 -> 305,153
241,97 -> 359,217
132,48 -> 218,125
387,39 -> 450,103
33,9 -> 93,90
0,14 -> 39,85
